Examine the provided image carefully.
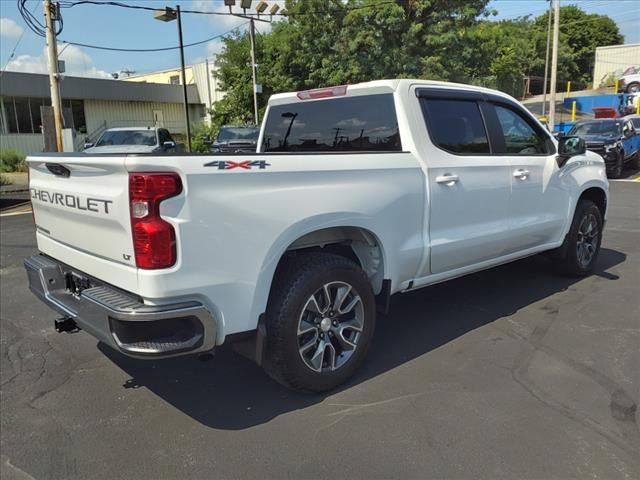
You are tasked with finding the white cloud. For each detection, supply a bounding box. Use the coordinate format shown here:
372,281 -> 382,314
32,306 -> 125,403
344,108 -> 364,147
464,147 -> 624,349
5,44 -> 111,78
191,1 -> 250,30
206,38 -> 225,57
336,117 -> 367,128
1,18 -> 24,38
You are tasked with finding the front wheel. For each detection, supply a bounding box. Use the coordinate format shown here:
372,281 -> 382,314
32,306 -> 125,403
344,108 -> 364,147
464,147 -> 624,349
264,252 -> 376,392
626,82 -> 639,93
553,199 -> 603,277
607,151 -> 624,179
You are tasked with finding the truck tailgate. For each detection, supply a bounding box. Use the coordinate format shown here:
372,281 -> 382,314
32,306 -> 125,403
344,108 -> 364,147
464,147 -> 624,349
28,155 -> 138,289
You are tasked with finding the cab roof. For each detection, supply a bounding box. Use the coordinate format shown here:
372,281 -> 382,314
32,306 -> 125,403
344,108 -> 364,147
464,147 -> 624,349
267,79 -> 516,106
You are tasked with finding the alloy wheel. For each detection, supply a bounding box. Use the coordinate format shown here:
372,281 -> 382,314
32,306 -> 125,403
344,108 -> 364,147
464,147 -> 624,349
297,281 -> 364,373
576,213 -> 599,268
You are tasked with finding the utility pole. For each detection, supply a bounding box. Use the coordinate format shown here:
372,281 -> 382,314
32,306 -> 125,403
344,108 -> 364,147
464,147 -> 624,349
548,0 -> 560,132
541,0 -> 553,119
249,18 -> 259,124
43,0 -> 63,152
176,5 -> 191,152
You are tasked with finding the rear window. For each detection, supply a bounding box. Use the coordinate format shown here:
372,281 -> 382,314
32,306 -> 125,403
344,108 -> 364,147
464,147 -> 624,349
261,94 -> 401,152
421,99 -> 490,154
96,130 -> 156,147
217,127 -> 259,142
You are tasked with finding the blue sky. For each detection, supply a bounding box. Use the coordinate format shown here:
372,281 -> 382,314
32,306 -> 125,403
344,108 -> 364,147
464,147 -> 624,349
1,0 -> 638,78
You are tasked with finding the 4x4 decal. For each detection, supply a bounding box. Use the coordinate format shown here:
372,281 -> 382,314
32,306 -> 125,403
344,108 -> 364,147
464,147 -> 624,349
204,160 -> 271,170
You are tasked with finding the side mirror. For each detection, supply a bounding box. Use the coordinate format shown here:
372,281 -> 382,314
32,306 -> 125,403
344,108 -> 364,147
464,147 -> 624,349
557,136 -> 586,167
83,142 -> 93,149
163,141 -> 176,151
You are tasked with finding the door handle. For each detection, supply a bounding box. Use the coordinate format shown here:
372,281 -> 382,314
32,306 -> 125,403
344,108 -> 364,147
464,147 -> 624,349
435,174 -> 459,185
513,169 -> 530,180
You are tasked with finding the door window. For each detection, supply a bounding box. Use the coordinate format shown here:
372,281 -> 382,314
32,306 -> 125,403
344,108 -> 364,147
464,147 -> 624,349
494,105 -> 550,155
622,120 -> 634,138
421,99 -> 490,154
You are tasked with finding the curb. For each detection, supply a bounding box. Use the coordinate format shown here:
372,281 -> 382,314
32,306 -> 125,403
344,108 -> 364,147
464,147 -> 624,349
0,188 -> 29,194
0,200 -> 31,213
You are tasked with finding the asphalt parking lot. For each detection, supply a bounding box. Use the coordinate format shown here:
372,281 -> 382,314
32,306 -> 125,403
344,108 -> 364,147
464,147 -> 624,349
1,181 -> 638,480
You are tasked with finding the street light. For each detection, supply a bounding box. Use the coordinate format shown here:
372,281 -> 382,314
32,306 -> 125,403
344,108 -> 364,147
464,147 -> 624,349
154,6 -> 192,152
223,0 -> 277,125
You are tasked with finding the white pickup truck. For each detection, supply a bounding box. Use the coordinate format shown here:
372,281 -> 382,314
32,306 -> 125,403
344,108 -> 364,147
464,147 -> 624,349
25,80 -> 609,392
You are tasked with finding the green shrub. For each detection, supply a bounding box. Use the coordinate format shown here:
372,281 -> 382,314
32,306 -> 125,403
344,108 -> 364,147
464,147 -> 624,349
0,173 -> 13,185
190,122 -> 214,153
0,149 -> 27,173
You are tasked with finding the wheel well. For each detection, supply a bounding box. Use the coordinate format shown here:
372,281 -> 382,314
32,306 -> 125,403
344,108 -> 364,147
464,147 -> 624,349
579,187 -> 607,217
277,227 -> 385,295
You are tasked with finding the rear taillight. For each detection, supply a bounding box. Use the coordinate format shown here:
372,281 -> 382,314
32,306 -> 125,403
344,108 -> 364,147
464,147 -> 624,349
129,172 -> 182,269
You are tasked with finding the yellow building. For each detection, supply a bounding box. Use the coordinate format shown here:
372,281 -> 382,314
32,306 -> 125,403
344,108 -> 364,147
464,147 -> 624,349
122,61 -> 224,125
123,66 -> 196,85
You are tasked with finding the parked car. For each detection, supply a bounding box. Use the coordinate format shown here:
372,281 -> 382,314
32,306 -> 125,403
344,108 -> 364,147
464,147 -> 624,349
25,79 -> 608,393
209,125 -> 259,153
618,71 -> 640,93
83,127 -> 176,154
568,118 -> 639,178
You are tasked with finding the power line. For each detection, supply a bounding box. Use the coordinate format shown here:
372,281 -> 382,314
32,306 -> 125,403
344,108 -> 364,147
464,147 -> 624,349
1,0 -> 39,73
18,0 -> 63,37
59,21 -> 250,52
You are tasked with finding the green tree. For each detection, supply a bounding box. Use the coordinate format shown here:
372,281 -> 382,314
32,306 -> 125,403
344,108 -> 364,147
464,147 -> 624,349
210,1 -> 622,123
533,5 -> 623,84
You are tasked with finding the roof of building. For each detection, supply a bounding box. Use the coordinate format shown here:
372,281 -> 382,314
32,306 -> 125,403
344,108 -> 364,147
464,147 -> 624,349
595,43 -> 640,51
0,71 -> 201,104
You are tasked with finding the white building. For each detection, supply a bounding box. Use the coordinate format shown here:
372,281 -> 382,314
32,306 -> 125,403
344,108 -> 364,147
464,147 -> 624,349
593,43 -> 640,89
0,71 -> 205,155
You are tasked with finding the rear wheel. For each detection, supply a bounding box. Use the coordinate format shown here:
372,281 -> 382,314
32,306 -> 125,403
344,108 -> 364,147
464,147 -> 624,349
264,252 -> 376,392
553,199 -> 603,276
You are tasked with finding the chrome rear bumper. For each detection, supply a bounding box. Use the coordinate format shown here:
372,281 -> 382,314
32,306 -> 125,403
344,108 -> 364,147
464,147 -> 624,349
24,254 -> 216,358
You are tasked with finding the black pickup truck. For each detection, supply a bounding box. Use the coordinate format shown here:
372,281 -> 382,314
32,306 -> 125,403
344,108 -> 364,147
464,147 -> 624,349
209,125 -> 259,153
568,118 -> 639,178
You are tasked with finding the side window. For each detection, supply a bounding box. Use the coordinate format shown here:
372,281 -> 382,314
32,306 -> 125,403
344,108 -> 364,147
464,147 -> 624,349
494,105 -> 550,155
623,121 -> 634,137
632,118 -> 640,130
421,99 -> 490,154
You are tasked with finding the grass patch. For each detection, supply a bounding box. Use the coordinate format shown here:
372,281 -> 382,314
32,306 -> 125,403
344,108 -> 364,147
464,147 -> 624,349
0,173 -> 13,186
0,149 -> 28,173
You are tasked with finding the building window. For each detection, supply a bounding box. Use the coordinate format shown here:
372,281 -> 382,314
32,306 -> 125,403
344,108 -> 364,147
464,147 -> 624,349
0,96 -> 85,134
169,75 -> 180,85
2,97 -> 18,133
69,99 -> 86,133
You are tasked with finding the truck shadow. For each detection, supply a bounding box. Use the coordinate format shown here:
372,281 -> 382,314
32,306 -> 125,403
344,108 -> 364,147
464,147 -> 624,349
100,248 -> 626,430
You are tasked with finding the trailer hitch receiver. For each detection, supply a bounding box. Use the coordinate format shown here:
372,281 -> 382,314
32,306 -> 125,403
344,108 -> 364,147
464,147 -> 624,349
54,317 -> 79,333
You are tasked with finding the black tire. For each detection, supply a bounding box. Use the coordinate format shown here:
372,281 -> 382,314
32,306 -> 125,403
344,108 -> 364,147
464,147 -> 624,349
607,151 -> 623,179
553,199 -> 603,277
626,82 -> 639,93
264,252 -> 376,392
